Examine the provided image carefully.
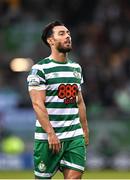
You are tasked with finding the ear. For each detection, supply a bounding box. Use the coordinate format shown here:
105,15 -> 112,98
47,37 -> 54,46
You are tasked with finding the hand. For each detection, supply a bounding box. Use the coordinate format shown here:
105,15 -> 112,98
48,132 -> 61,153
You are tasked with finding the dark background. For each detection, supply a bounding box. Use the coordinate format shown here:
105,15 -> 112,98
0,0 -> 130,171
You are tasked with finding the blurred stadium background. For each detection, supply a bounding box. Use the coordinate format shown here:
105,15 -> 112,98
0,0 -> 130,179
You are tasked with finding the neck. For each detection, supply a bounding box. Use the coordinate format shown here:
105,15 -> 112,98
49,49 -> 68,63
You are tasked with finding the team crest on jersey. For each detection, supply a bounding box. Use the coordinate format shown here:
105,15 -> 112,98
73,69 -> 80,79
38,161 -> 46,172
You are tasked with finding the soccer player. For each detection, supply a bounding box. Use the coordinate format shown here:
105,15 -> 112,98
27,21 -> 89,179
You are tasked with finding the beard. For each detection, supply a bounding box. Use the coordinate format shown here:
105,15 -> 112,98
57,42 -> 72,53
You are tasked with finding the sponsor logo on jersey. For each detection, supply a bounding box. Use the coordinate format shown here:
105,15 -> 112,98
58,84 -> 78,104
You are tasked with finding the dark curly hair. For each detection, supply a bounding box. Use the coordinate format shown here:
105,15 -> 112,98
41,21 -> 64,47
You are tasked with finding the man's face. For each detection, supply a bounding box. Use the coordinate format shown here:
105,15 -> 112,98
50,26 -> 72,53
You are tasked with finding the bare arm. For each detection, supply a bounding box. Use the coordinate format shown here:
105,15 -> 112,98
77,91 -> 89,145
29,89 -> 61,153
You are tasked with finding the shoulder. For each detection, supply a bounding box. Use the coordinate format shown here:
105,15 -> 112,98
37,58 -> 51,65
68,59 -> 82,69
31,58 -> 51,70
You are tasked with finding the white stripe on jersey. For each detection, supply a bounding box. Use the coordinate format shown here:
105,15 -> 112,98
32,64 -> 45,72
45,71 -> 81,80
38,76 -> 46,82
36,117 -> 80,128
35,128 -> 83,140
47,108 -> 78,115
46,96 -> 64,102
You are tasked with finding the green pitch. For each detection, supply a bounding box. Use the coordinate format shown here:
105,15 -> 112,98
0,170 -> 130,179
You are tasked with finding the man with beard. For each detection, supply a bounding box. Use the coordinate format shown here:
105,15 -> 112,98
27,21 -> 89,179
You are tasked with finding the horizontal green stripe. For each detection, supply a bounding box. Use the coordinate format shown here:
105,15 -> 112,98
44,66 -> 81,74
47,77 -> 80,84
49,114 -> 79,121
37,58 -> 51,64
35,124 -> 81,133
55,124 -> 81,133
46,90 -> 57,96
45,102 -> 77,108
30,69 -> 45,78
37,70 -> 45,78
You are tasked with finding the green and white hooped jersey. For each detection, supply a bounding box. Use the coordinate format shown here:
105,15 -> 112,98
27,57 -> 84,141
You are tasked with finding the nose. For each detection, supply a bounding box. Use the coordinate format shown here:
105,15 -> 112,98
65,32 -> 70,38
66,33 -> 71,39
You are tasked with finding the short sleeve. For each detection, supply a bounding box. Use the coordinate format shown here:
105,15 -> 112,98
27,64 -> 46,91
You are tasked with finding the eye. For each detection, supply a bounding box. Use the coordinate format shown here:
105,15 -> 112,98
68,31 -> 71,36
59,31 -> 64,35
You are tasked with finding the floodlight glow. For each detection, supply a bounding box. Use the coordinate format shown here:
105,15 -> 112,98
10,58 -> 34,72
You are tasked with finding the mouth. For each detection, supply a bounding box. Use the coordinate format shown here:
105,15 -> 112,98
64,40 -> 71,45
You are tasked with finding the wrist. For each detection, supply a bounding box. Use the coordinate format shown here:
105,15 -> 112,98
46,128 -> 55,135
